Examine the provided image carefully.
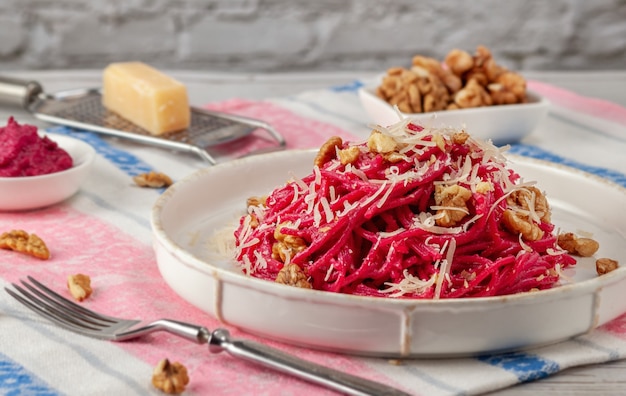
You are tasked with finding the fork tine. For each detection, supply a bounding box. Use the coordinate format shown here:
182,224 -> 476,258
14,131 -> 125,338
8,276 -> 121,332
8,282 -> 106,331
19,280 -> 110,329
5,286 -> 102,332
24,276 -> 118,324
5,277 -> 143,340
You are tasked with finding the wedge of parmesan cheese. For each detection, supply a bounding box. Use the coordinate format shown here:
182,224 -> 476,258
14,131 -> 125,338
102,62 -> 190,135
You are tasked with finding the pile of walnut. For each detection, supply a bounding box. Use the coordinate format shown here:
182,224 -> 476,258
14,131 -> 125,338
376,45 -> 527,113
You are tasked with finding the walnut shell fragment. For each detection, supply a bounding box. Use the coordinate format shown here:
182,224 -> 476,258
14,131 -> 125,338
557,232 -> 600,257
67,274 -> 93,302
314,136 -> 343,168
275,263 -> 312,289
433,184 -> 472,227
0,229 -> 50,260
133,171 -> 173,188
596,258 -> 619,275
152,358 -> 190,395
246,196 -> 267,208
272,223 -> 308,263
502,187 -> 550,242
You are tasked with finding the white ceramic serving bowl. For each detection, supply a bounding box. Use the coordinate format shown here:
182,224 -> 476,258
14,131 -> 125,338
358,81 -> 550,145
151,149 -> 626,358
0,133 -> 96,211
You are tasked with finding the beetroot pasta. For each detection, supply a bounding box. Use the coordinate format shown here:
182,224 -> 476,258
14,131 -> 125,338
233,120 -> 576,299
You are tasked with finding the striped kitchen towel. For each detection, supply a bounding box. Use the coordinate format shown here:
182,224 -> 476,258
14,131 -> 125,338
0,79 -> 625,396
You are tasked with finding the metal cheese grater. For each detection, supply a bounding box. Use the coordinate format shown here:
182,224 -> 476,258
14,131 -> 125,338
0,76 -> 286,164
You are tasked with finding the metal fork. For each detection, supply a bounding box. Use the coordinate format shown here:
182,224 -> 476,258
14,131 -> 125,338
5,276 -> 411,396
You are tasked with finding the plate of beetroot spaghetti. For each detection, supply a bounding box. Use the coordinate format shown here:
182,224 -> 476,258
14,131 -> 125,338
151,121 -> 626,357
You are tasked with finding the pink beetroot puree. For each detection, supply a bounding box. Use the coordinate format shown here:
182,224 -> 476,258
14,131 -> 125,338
0,117 -> 73,177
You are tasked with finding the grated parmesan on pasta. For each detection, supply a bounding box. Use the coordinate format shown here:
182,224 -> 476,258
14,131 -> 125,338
233,120 -> 577,299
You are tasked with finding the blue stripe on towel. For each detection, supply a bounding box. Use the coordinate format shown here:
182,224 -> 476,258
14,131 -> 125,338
509,144 -> 626,188
572,337 -> 621,360
0,356 -> 58,396
478,352 -> 560,382
46,126 -> 153,177
330,80 -> 364,93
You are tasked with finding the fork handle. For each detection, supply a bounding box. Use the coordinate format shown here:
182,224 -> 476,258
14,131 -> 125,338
209,329 -> 411,396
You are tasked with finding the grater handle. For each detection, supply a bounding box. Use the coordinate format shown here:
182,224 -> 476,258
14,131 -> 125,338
0,76 -> 44,109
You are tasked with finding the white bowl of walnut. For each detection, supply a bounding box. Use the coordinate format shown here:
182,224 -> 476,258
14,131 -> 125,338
358,46 -> 550,145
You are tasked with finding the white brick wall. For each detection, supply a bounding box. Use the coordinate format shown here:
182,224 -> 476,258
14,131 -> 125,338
0,0 -> 624,72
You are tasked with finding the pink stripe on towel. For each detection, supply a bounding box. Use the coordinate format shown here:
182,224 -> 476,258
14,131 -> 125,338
528,80 -> 626,126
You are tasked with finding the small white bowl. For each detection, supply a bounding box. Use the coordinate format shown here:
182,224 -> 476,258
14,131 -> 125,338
358,81 -> 550,145
0,133 -> 96,211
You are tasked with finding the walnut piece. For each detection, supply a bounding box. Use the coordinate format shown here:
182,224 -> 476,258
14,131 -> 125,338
377,67 -> 420,113
272,223 -> 308,263
152,358 -> 190,395
453,79 -> 493,108
275,263 -> 312,289
434,184 -> 472,227
508,186 -> 550,222
452,131 -> 470,145
596,258 -> 619,275
376,66 -> 450,113
576,238 -> 599,257
502,210 -> 543,241
557,232 -> 600,257
556,232 -> 578,253
488,71 -> 527,105
338,146 -> 360,165
475,181 -> 494,194
411,66 -> 451,112
412,55 -> 462,94
501,187 -> 550,241
444,49 -> 474,76
0,230 -> 50,260
383,152 -> 406,163
248,213 -> 259,229
314,136 -> 343,168
463,45 -> 508,86
133,171 -> 173,188
67,274 -> 93,302
246,196 -> 267,208
431,133 -> 445,152
367,131 -> 398,154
